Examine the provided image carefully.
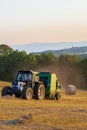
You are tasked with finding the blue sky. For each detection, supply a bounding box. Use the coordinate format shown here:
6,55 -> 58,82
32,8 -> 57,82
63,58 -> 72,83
0,0 -> 87,44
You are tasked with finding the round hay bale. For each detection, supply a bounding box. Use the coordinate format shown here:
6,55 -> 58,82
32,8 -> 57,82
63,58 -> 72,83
65,85 -> 76,95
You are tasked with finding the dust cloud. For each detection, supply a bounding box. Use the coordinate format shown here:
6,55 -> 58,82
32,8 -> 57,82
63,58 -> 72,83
35,65 -> 86,89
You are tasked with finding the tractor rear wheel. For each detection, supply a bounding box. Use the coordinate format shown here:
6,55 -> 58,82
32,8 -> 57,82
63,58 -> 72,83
21,87 -> 33,100
1,86 -> 12,96
34,84 -> 45,100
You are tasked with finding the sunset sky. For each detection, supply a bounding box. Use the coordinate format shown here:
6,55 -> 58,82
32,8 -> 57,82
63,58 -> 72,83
0,0 -> 87,45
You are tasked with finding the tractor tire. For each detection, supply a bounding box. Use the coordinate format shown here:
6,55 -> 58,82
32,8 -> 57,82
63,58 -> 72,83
34,83 -> 45,100
55,93 -> 61,100
1,86 -> 12,96
21,87 -> 33,100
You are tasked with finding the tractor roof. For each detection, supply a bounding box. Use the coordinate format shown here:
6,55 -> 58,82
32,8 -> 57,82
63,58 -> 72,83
18,70 -> 38,75
18,70 -> 32,73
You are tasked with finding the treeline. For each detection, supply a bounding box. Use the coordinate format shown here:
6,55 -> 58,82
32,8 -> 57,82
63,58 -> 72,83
0,50 -> 58,80
0,44 -> 87,89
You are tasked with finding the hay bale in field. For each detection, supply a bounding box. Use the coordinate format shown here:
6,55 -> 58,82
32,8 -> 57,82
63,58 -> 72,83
65,85 -> 76,95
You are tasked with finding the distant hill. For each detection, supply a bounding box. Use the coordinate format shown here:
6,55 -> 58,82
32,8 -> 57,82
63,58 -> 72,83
45,46 -> 87,55
36,46 -> 87,58
1,43 -> 87,58
79,54 -> 87,59
10,42 -> 87,54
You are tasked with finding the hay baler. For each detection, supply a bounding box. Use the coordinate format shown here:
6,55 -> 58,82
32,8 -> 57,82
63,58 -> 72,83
39,72 -> 61,100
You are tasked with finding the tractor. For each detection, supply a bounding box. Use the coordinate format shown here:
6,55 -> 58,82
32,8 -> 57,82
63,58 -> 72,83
1,70 -> 61,100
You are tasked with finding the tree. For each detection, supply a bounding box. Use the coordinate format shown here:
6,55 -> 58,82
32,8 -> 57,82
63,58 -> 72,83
58,54 -> 81,66
27,53 -> 38,66
0,44 -> 13,55
38,52 -> 56,65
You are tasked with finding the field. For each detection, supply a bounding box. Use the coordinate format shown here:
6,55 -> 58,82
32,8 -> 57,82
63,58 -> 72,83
0,81 -> 87,130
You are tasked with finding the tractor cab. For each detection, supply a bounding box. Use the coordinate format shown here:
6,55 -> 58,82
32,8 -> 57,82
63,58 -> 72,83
16,70 -> 32,82
12,70 -> 39,93
12,70 -> 33,91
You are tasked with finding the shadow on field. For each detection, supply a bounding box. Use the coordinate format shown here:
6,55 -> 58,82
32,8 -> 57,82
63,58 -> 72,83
0,113 -> 33,125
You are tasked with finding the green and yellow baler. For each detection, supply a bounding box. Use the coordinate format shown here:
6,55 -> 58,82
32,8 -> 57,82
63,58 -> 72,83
39,72 -> 61,100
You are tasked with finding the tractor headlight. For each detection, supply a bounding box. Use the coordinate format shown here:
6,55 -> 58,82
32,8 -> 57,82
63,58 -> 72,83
12,85 -> 18,88
20,86 -> 23,91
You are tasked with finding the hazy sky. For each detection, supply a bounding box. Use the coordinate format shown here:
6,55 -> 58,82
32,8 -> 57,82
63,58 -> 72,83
0,0 -> 87,44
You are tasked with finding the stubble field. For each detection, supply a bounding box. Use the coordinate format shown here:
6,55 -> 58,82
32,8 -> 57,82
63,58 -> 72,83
0,81 -> 87,130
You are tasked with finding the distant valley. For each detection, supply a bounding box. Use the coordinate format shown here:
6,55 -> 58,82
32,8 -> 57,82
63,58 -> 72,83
10,42 -> 87,53
8,42 -> 87,58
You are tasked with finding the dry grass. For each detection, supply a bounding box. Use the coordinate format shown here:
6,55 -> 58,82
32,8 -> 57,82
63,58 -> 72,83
0,81 -> 87,130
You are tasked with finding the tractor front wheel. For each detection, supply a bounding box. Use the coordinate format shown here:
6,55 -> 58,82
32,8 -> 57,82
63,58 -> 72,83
1,86 -> 12,96
21,87 -> 33,100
